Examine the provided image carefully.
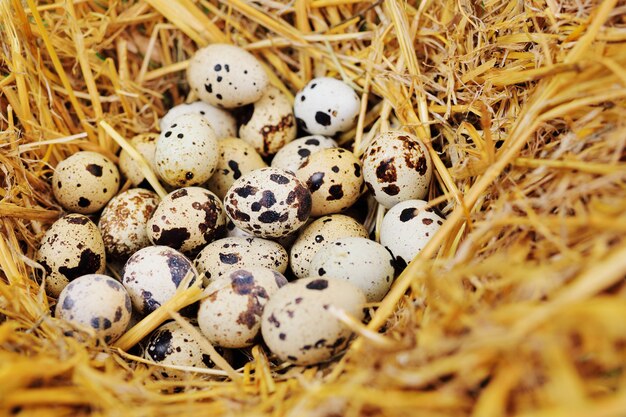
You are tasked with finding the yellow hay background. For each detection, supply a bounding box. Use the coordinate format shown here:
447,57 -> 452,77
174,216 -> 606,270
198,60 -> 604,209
1,0 -> 626,416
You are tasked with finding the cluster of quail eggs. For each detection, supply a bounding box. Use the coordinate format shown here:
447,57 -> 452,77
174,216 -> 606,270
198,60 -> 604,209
38,43 -> 445,371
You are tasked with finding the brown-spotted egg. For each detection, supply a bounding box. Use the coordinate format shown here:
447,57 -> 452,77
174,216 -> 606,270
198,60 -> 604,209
119,133 -> 158,186
271,135 -> 337,174
160,101 -> 237,140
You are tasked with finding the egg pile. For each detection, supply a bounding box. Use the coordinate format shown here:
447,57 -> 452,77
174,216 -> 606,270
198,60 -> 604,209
40,44 -> 445,371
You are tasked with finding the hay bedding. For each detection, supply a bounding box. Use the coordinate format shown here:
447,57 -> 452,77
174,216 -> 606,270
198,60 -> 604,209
1,0 -> 626,415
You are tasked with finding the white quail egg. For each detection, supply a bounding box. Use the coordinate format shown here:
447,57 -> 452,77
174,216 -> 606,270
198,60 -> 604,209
160,101 -> 237,140
271,135 -> 337,174
118,133 -> 158,186
261,277 -> 366,366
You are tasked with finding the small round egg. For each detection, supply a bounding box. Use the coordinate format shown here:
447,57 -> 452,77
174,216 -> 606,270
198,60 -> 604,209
296,148 -> 364,217
362,131 -> 433,208
207,138 -> 267,200
261,277 -> 366,366
309,237 -> 394,302
119,133 -> 158,186
98,188 -> 160,259
294,77 -> 360,136
194,237 -> 288,283
380,200 -> 444,270
52,151 -> 120,214
36,214 -> 106,297
198,267 -> 287,348
238,86 -> 297,157
289,214 -> 368,279
155,113 -> 219,187
271,135 -> 337,173
187,43 -> 269,109
147,187 -> 226,255
224,168 -> 312,238
160,101 -> 237,140
122,246 -> 200,315
55,274 -> 132,343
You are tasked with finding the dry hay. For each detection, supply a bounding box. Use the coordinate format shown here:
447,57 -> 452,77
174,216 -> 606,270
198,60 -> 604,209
1,0 -> 626,416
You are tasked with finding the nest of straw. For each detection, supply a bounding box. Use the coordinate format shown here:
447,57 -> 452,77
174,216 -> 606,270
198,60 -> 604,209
2,0 -> 626,415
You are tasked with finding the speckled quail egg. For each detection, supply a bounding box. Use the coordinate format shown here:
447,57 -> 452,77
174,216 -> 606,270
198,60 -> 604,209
238,86 -> 297,157
36,214 -> 106,297
155,113 -> 219,187
98,188 -> 159,259
143,321 -> 216,378
363,131 -> 433,208
296,148 -> 364,217
187,43 -> 269,109
207,138 -> 267,200
122,246 -> 200,315
147,187 -> 226,255
119,133 -> 158,186
55,274 -> 132,343
160,101 -> 237,140
271,135 -> 337,174
194,236 -> 288,284
290,214 -> 368,279
309,237 -> 394,302
52,151 -> 120,214
198,267 -> 287,348
224,168 -> 312,239
294,77 -> 360,136
261,277 -> 366,366
380,200 -> 444,270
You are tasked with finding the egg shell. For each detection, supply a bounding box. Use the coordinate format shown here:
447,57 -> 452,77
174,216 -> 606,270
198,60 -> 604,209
147,187 -> 226,255
155,113 -> 219,187
224,167 -> 312,238
309,237 -> 395,302
362,131 -> 433,208
380,200 -> 444,270
194,236 -> 288,284
55,274 -> 132,343
238,86 -> 297,157
98,188 -> 160,259
52,151 -> 120,214
289,214 -> 368,279
187,43 -> 269,109
143,321 -> 220,379
207,138 -> 267,200
271,135 -> 338,174
36,214 -> 106,297
122,246 -> 200,315
118,133 -> 158,186
225,219 -> 254,238
294,77 -> 360,136
198,267 -> 288,348
261,277 -> 365,366
160,101 -> 237,140
296,148 -> 364,217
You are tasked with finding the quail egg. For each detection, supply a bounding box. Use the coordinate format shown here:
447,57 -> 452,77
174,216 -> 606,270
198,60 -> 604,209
118,133 -> 158,186
160,101 -> 237,140
271,135 -> 337,174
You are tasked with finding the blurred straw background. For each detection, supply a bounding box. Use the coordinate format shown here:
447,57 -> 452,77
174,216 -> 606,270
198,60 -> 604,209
1,0 -> 626,416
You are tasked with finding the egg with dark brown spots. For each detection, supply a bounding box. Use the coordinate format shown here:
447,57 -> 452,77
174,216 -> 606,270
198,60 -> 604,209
362,131 -> 433,208
160,101 -> 237,140
380,200 -> 444,270
98,188 -> 159,259
261,277 -> 365,366
224,168 -> 312,238
198,267 -> 287,348
271,135 -> 337,174
147,187 -> 226,255
207,138 -> 267,200
289,214 -> 368,278
122,246 -> 200,315
187,43 -> 269,109
119,133 -> 158,186
52,151 -> 120,214
36,214 -> 106,297
194,237 -> 288,284
155,113 -> 219,187
294,77 -> 360,136
238,86 -> 297,157
296,148 -> 364,217
55,274 -> 132,343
